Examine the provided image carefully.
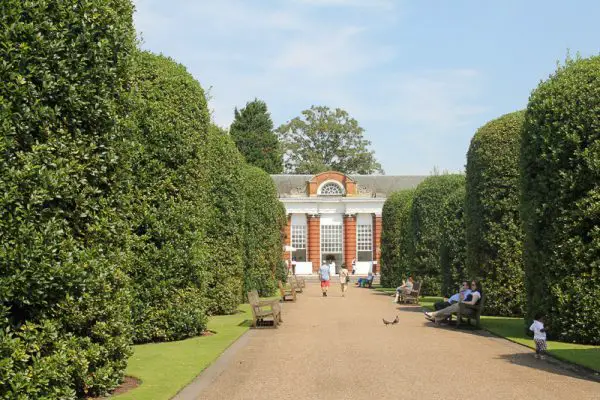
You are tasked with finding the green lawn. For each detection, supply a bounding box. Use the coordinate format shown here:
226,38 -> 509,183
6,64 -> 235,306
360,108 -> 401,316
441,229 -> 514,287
113,305 -> 252,400
376,288 -> 600,373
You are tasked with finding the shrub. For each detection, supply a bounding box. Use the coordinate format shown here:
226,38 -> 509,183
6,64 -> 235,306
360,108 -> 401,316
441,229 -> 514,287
411,174 -> 465,295
200,126 -> 246,315
521,56 -> 600,344
440,186 -> 467,297
127,51 -> 210,343
381,189 -> 415,288
0,0 -> 136,397
241,165 -> 286,296
465,111 -> 526,316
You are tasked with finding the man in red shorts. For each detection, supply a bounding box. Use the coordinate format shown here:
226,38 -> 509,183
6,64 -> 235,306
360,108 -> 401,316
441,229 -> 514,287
319,261 -> 331,297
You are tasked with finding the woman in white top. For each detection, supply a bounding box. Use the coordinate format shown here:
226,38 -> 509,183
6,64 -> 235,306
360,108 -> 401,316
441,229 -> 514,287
393,277 -> 414,303
424,280 -> 482,323
339,264 -> 349,297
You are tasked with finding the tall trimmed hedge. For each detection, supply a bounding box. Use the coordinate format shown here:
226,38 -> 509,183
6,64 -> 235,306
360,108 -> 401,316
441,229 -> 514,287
465,111 -> 525,316
241,165 -> 286,296
440,186 -> 467,297
521,57 -> 600,344
381,189 -> 415,288
127,51 -> 210,343
201,126 -> 246,315
0,0 -> 136,397
411,174 -> 465,295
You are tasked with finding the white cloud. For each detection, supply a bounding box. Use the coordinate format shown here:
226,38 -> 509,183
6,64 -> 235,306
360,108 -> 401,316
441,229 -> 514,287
133,0 -> 486,174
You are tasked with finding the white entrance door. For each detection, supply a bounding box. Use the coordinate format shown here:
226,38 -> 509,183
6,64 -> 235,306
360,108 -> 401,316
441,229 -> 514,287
320,214 -> 343,275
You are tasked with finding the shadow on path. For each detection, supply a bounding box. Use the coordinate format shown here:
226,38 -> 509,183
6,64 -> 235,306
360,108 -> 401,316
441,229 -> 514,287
496,353 -> 600,384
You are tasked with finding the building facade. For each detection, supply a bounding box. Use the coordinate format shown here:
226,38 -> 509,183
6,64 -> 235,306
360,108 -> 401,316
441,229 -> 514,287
272,171 -> 426,275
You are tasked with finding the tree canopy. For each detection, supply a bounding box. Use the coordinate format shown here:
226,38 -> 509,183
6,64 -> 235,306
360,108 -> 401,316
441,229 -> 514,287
276,106 -> 383,174
230,99 -> 282,174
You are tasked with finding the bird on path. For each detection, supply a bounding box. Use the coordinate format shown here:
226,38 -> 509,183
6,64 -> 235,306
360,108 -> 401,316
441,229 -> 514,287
382,315 -> 399,326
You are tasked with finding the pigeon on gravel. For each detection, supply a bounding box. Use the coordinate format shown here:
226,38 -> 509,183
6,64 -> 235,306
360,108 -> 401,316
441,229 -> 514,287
382,315 -> 399,326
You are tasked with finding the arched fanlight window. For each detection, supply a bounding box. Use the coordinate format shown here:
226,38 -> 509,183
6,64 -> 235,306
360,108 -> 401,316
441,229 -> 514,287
319,182 -> 344,196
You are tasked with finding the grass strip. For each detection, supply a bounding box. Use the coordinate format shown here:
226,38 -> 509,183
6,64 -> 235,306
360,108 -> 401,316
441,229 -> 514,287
113,305 -> 252,400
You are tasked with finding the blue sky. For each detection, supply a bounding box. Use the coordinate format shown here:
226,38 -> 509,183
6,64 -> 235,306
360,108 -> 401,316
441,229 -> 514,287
133,0 -> 599,175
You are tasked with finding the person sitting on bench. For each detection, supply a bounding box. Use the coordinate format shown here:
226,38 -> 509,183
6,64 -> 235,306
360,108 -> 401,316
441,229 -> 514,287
434,281 -> 471,310
356,272 -> 374,287
424,279 -> 481,324
393,277 -> 414,303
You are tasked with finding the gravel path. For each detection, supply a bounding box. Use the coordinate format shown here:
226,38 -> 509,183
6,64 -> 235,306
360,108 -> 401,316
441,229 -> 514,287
183,282 -> 599,400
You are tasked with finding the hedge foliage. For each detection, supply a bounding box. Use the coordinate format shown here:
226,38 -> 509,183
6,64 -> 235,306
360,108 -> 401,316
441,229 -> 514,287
200,125 -> 246,315
411,174 -> 465,295
381,189 -> 415,288
440,186 -> 467,297
0,0 -> 136,397
127,51 -> 210,343
241,166 -> 286,296
465,111 -> 525,316
521,57 -> 600,344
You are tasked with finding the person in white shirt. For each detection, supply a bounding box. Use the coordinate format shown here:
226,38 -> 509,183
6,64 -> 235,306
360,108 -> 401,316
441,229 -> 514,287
424,280 -> 481,323
339,264 -> 349,297
529,313 -> 547,359
434,281 -> 471,310
393,277 -> 414,303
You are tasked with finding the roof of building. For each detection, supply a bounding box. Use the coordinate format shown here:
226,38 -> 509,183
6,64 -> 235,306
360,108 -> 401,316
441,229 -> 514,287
271,174 -> 428,198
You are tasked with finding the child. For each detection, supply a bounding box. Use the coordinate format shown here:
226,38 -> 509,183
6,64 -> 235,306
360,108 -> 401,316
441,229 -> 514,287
529,313 -> 547,359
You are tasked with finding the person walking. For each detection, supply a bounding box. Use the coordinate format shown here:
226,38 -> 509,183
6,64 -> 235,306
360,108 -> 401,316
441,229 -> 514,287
530,313 -> 548,359
339,263 -> 349,297
319,261 -> 331,297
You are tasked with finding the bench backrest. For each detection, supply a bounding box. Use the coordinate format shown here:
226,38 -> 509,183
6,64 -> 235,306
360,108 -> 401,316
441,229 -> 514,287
411,281 -> 421,293
247,290 -> 260,306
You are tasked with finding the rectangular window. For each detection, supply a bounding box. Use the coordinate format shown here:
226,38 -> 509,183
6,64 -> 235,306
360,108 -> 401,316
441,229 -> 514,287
320,225 -> 343,253
357,224 -> 372,262
291,225 -> 306,262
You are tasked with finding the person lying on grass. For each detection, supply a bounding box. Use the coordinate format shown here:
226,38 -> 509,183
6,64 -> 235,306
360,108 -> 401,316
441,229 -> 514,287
424,279 -> 481,324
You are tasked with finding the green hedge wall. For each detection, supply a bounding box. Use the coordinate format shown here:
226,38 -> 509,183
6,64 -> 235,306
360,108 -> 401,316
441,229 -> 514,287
0,0 -> 136,397
411,174 -> 465,295
381,189 -> 415,288
201,126 -> 246,315
440,186 -> 467,297
521,57 -> 600,344
241,165 -> 286,296
465,111 -> 525,316
127,51 -> 210,343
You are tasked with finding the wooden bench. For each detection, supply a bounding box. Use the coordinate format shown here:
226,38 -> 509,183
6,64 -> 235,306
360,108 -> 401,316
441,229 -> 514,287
399,281 -> 421,304
247,290 -> 282,328
453,293 -> 485,329
289,275 -> 304,293
278,280 -> 297,302
295,275 -> 306,289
